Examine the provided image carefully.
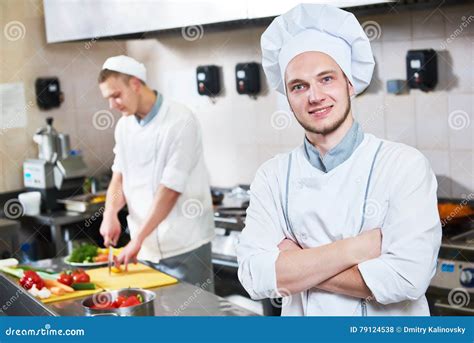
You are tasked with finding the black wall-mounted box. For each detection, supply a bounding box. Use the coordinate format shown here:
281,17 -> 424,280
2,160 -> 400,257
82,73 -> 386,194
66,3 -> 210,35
196,65 -> 221,96
35,77 -> 62,110
235,62 -> 261,95
406,49 -> 438,92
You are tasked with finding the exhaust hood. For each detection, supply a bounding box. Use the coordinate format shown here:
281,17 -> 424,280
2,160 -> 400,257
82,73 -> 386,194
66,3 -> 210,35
44,0 -> 396,43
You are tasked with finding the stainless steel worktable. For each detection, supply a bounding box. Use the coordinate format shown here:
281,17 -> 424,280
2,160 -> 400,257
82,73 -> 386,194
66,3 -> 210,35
19,211 -> 95,256
0,257 -> 256,316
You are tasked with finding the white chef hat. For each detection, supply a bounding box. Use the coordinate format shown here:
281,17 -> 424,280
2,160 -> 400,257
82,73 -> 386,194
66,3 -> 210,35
261,4 -> 375,95
102,55 -> 147,83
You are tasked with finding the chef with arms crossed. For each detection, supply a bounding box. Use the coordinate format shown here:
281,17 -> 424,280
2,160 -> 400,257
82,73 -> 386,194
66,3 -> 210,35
236,4 -> 441,316
98,55 -> 215,288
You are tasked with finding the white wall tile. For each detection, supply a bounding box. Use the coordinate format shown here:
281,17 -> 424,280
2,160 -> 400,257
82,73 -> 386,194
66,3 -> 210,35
444,5 -> 474,39
447,94 -> 473,150
379,40 -> 413,82
412,9 -> 446,40
372,13 -> 412,43
420,149 -> 452,197
353,93 -> 386,138
415,92 -> 449,150
365,42 -> 384,94
449,151 -> 474,198
384,95 -> 417,146
444,37 -> 474,92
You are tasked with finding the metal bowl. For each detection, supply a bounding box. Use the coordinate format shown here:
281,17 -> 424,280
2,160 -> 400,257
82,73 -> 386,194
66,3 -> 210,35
82,288 -> 155,316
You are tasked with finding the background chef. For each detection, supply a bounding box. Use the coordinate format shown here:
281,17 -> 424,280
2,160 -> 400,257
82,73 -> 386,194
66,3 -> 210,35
98,55 -> 215,288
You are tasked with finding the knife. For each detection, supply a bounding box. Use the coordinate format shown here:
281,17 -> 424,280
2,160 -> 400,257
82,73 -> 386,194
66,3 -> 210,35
108,246 -> 114,275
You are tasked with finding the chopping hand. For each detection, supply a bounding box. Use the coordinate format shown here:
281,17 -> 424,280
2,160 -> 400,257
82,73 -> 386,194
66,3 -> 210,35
114,239 -> 141,272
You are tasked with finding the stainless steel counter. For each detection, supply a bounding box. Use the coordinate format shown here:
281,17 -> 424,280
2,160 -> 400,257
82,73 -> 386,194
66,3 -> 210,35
0,257 -> 256,316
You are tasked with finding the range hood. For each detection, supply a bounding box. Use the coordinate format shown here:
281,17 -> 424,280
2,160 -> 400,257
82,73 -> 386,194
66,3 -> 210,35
44,0 -> 396,43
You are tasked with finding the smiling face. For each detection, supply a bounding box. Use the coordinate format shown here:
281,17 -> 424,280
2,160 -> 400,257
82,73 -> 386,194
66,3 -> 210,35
285,51 -> 355,136
99,74 -> 141,117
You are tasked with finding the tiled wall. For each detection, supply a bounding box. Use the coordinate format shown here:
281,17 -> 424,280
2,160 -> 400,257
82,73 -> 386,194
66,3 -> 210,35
0,0 -> 125,192
128,2 -> 473,198
1,1 -> 472,199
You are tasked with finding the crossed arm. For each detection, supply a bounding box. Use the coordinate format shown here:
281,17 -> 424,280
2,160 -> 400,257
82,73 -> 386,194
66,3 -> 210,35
239,154 -> 441,304
275,229 -> 381,299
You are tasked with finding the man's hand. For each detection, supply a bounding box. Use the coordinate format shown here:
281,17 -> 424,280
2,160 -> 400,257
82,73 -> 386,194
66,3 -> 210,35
275,228 -> 382,295
99,213 -> 121,247
100,172 -> 126,247
312,229 -> 382,299
278,238 -> 302,251
115,238 -> 141,271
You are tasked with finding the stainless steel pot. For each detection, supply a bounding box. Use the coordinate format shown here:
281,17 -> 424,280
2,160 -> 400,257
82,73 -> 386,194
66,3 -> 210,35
82,288 -> 156,316
33,117 -> 59,163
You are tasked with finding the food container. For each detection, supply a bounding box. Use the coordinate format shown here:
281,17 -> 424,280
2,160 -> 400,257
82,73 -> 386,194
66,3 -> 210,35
82,288 -> 155,316
18,192 -> 41,216
57,192 -> 106,213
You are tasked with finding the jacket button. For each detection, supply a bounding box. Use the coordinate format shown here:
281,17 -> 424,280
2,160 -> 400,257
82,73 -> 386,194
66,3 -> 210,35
300,232 -> 308,241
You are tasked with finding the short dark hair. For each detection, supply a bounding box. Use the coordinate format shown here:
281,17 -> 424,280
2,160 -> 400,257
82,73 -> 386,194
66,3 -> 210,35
98,69 -> 145,85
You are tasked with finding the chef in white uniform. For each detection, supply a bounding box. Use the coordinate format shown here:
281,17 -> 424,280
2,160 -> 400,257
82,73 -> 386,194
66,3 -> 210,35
236,4 -> 441,316
98,55 -> 215,288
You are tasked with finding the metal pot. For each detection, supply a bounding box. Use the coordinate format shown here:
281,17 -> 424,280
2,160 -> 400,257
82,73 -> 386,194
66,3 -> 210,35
33,117 -> 59,163
82,288 -> 156,316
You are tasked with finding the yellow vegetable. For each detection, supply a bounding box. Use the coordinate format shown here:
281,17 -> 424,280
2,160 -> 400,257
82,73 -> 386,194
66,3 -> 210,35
97,247 -> 123,255
111,266 -> 122,274
50,286 -> 65,296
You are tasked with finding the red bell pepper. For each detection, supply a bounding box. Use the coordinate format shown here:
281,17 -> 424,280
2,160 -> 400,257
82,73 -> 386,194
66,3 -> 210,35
19,270 -> 45,290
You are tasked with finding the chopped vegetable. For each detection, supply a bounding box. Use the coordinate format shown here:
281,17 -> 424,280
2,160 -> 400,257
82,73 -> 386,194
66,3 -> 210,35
17,265 -> 52,274
97,248 -> 108,255
111,266 -> 122,274
50,286 -> 65,296
20,271 -> 45,290
120,295 -> 141,307
44,279 -> 74,293
94,254 -> 108,262
0,267 -> 24,279
114,295 -> 127,307
68,243 -> 98,263
88,294 -> 143,310
28,284 -> 51,299
71,282 -> 96,290
35,271 -> 59,280
0,258 -> 19,268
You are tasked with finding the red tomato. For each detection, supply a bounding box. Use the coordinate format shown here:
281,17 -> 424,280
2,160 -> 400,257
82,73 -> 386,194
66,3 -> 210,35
57,273 -> 73,286
120,295 -> 141,308
88,295 -> 142,310
115,295 -> 127,307
72,269 -> 90,283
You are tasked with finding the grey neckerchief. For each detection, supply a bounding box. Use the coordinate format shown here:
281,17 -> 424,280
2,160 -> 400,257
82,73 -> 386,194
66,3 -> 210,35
303,121 -> 364,173
135,91 -> 162,126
